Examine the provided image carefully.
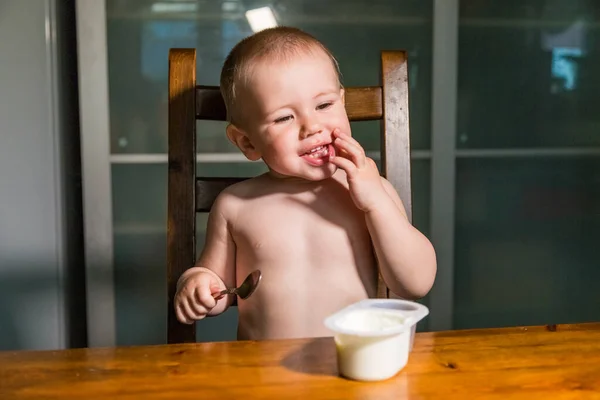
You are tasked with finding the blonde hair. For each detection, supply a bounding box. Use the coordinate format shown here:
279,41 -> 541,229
220,26 -> 341,125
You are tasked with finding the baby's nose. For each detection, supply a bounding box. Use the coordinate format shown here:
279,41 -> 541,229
300,122 -> 323,138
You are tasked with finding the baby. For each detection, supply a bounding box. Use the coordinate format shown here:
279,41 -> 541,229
174,26 -> 437,340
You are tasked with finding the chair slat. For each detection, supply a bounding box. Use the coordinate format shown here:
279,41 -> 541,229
379,50 -> 411,300
380,51 -> 411,223
196,86 -> 382,121
196,177 -> 247,212
167,48 -> 197,344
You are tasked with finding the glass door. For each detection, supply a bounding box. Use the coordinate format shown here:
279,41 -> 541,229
452,0 -> 600,329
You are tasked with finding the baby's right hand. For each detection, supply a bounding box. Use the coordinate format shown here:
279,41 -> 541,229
174,271 -> 222,324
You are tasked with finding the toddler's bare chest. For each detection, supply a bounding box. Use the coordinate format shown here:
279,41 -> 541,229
232,194 -> 369,259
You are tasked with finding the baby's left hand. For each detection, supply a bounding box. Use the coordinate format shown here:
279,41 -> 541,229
329,128 -> 387,212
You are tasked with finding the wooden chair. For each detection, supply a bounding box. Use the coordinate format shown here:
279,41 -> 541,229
167,48 -> 412,344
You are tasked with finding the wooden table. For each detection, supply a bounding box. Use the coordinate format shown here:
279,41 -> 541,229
1,323 -> 599,399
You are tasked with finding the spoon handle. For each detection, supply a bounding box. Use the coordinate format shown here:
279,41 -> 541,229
212,288 -> 236,300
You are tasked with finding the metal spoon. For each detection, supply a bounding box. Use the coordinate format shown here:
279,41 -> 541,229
212,270 -> 262,300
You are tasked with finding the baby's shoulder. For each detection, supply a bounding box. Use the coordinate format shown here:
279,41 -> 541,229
211,174 -> 272,212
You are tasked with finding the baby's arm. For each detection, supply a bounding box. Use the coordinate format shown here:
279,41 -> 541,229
366,177 -> 437,299
174,192 -> 237,322
330,128 -> 436,299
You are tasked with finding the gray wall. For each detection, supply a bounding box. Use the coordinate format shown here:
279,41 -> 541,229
0,0 -> 85,351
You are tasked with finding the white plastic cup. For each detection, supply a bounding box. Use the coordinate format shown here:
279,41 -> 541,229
324,299 -> 429,381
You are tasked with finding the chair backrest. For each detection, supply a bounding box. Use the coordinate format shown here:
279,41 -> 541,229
167,48 -> 412,344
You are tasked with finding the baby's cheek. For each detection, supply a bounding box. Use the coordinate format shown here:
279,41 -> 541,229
342,122 -> 353,136
337,115 -> 351,130
330,117 -> 350,134
268,141 -> 292,162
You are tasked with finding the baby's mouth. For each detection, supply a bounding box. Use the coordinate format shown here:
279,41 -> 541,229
304,145 -> 330,158
301,143 -> 336,166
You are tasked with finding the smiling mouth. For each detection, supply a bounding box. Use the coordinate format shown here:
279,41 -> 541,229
301,143 -> 336,166
303,145 -> 330,158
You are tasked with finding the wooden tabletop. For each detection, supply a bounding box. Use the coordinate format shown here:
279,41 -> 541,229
1,323 -> 599,399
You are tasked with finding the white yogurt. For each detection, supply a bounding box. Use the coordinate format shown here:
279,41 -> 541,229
324,300 -> 429,381
336,308 -> 406,333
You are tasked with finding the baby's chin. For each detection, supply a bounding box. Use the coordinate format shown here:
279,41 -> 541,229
267,163 -> 338,182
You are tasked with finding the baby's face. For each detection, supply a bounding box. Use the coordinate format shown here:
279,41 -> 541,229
236,48 -> 351,181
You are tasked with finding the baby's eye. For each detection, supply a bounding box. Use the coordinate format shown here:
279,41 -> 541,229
274,115 -> 293,124
317,102 -> 333,110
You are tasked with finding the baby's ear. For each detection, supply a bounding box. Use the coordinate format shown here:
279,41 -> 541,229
225,124 -> 261,161
340,88 -> 345,105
